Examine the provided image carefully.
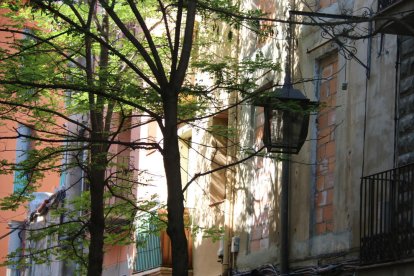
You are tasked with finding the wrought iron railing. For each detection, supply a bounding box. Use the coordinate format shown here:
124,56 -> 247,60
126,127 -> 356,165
378,0 -> 402,11
360,163 -> 414,264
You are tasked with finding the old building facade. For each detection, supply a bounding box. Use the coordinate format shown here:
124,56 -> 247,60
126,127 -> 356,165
187,0 -> 414,275
1,0 -> 414,275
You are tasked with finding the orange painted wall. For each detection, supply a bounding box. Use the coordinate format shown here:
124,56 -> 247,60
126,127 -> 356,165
0,8 -> 61,274
0,108 -> 62,274
0,122 -> 20,276
0,9 -> 22,275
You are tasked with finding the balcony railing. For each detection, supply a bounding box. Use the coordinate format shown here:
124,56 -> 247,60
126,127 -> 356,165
134,210 -> 193,273
360,163 -> 414,264
378,0 -> 402,12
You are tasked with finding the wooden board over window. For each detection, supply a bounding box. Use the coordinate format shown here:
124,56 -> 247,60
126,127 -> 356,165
209,116 -> 228,205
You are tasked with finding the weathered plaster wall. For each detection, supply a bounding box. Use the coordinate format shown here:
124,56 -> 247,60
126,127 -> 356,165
186,12 -> 248,276
229,0 -> 398,272
293,0 -> 396,265
230,0 -> 290,271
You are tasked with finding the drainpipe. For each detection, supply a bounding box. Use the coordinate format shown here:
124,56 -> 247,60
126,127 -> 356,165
393,36 -> 400,167
222,90 -> 238,276
222,200 -> 232,275
222,15 -> 242,275
280,4 -> 296,273
222,201 -> 231,275
280,156 -> 290,275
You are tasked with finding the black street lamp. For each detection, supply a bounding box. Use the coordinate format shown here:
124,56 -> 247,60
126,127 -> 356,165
255,83 -> 316,154
250,17 -> 317,275
253,81 -> 316,275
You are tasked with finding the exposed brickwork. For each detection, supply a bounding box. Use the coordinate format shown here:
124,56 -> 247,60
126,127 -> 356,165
315,55 -> 337,235
255,0 -> 276,46
249,207 -> 270,253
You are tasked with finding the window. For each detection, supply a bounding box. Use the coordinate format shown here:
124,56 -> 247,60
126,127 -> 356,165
13,124 -> 33,192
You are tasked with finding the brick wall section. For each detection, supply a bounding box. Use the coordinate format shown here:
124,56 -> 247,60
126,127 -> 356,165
398,36 -> 414,166
249,207 -> 270,253
315,55 -> 337,235
256,0 -> 276,46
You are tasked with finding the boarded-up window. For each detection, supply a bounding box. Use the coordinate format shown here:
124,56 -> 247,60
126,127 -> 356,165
210,115 -> 228,205
315,54 -> 337,235
179,135 -> 191,201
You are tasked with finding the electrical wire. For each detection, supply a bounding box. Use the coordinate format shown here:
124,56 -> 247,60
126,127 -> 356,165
232,258 -> 360,275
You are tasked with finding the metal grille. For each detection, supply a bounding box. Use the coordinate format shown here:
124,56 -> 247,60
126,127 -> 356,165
360,163 -> 414,264
135,229 -> 162,272
378,0 -> 402,11
134,214 -> 162,273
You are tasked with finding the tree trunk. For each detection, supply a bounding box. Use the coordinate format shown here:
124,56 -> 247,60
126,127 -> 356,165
85,7 -> 108,274
163,93 -> 188,275
87,141 -> 107,276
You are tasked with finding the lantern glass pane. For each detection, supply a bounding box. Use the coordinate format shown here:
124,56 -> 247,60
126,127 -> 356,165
269,109 -> 284,145
288,111 -> 305,146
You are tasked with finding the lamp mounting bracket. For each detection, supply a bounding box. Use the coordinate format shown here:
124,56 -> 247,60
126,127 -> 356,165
290,8 -> 373,78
